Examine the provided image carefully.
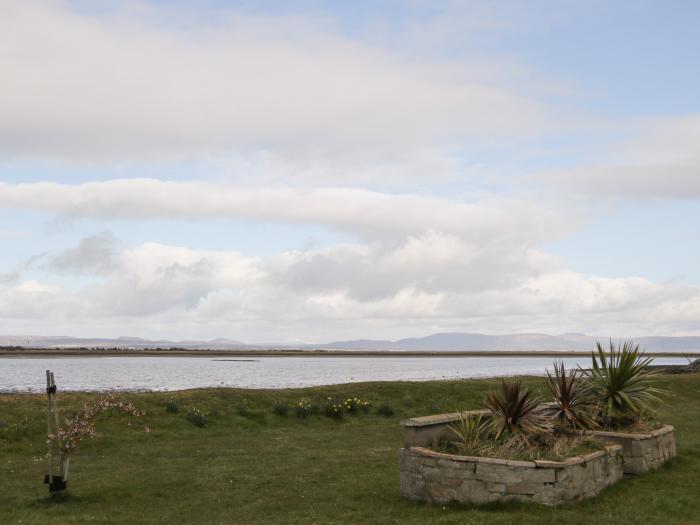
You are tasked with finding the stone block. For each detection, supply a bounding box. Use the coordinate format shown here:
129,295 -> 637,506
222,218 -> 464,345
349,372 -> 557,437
436,459 -> 461,470
486,482 -> 506,495
534,485 -> 561,506
422,467 -> 443,484
426,483 -> 455,503
505,482 -> 541,495
624,456 -> 647,474
630,440 -> 644,456
443,476 -> 464,488
524,467 -> 556,484
476,464 -> 525,484
456,479 -> 490,504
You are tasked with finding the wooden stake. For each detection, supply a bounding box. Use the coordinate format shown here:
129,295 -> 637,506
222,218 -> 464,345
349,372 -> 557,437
46,370 -> 53,485
45,370 -> 66,489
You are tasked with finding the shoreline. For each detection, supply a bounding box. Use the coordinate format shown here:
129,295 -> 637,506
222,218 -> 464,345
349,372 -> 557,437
1,348 -> 699,358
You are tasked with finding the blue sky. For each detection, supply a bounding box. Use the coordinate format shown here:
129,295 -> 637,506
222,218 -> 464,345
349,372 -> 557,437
0,0 -> 698,341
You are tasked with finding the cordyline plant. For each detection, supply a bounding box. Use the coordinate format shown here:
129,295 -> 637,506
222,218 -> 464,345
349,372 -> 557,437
485,380 -> 550,446
583,340 -> 667,425
47,394 -> 148,481
449,411 -> 486,454
544,361 -> 598,430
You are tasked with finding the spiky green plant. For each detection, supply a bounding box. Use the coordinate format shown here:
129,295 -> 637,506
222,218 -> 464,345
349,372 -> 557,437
485,380 -> 550,445
545,361 -> 598,430
449,411 -> 485,453
583,340 -> 667,423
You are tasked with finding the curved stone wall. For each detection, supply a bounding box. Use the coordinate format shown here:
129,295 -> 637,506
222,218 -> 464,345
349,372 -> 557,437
399,444 -> 623,506
588,425 -> 676,474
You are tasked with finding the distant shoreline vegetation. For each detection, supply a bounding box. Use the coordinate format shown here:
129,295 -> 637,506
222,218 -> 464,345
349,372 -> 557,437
1,346 -> 699,358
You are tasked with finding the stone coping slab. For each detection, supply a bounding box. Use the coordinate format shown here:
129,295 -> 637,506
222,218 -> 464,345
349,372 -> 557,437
408,444 -> 621,469
400,409 -> 491,427
586,425 -> 674,441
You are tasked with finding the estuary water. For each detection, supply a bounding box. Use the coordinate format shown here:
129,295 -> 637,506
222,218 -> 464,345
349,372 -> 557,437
0,355 -> 687,392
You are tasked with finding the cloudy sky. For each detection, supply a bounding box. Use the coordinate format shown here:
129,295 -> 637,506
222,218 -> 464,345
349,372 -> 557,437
1,0 -> 699,343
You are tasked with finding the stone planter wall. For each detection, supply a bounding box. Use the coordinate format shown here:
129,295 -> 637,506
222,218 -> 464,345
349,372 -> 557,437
399,444 -> 623,506
401,410 -> 491,448
587,425 -> 676,474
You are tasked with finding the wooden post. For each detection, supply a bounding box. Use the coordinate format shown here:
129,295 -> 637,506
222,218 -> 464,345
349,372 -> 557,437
46,370 -> 53,485
45,370 -> 66,491
49,372 -> 69,481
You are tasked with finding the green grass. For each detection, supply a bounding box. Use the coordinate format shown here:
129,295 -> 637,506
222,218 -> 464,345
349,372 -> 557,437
1,374 -> 699,524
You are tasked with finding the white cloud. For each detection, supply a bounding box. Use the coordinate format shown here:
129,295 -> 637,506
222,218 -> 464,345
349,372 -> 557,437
0,0 -> 557,165
1,1 -> 698,341
48,231 -> 118,275
0,179 -> 577,241
538,115 -> 700,199
2,233 -> 699,341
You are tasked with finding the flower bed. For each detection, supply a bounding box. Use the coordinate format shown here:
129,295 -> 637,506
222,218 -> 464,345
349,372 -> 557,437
400,412 -> 677,476
398,340 -> 677,506
587,425 -> 676,474
399,443 -> 623,506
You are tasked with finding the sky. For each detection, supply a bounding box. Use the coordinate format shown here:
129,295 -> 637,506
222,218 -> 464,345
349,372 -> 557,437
1,0 -> 699,343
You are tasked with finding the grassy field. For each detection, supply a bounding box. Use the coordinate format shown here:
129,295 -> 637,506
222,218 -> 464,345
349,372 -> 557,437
1,373 -> 699,524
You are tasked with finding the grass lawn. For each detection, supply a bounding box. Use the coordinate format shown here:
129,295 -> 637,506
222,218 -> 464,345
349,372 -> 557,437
1,373 -> 699,524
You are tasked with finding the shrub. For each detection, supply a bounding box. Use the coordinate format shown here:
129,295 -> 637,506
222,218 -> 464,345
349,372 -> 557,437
185,407 -> 207,428
165,400 -> 180,414
376,403 -> 395,417
584,340 -> 667,424
323,398 -> 344,419
236,403 -> 251,417
273,400 -> 289,417
485,380 -> 550,446
544,361 -> 598,430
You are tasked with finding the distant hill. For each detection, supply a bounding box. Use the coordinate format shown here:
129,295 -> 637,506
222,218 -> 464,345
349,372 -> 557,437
0,335 -> 247,350
319,332 -> 700,352
1,332 -> 700,352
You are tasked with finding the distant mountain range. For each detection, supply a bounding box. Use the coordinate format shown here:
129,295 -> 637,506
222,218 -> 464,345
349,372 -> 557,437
320,333 -> 700,352
0,335 -> 247,350
2,332 -> 700,352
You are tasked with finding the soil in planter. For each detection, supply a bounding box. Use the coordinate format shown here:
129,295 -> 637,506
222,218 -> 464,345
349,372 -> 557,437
435,433 -> 605,462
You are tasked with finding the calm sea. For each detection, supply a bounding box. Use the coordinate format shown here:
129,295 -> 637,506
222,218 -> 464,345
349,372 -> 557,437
0,355 -> 688,392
